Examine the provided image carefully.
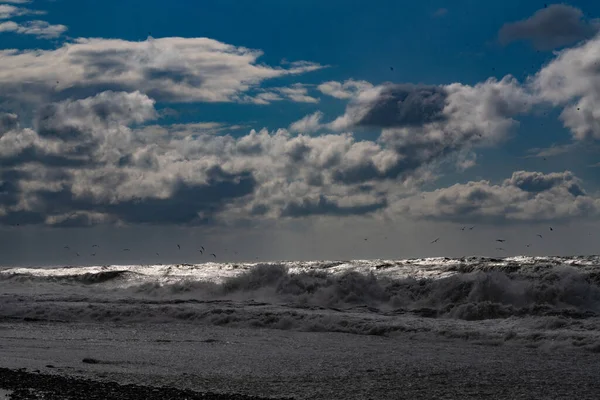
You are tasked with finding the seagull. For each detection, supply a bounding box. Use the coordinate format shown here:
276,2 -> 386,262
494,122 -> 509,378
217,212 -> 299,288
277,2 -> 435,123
496,247 -> 505,251
201,246 -> 205,251
469,226 -> 475,230
526,244 -> 531,247
537,234 -> 543,239
91,253 -> 96,257
92,244 -> 99,248
63,246 -> 70,249
177,244 -> 181,250
460,227 -> 465,231
198,249 -> 204,254
430,238 -> 440,244
549,227 -> 553,231
211,253 -> 217,258
123,248 -> 130,252
496,239 -> 506,243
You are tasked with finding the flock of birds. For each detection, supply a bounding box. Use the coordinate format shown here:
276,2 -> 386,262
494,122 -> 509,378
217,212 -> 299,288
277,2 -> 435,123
428,225 -> 556,252
62,244 -> 220,259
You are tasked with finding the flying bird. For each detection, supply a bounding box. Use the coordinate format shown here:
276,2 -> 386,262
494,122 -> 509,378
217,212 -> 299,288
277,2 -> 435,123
549,227 -> 553,231
156,252 -> 159,256
430,238 -> 439,244
177,244 -> 181,250
91,253 -> 96,257
201,246 -> 205,251
469,226 -> 475,230
198,249 -> 204,254
496,239 -> 506,243
211,253 -> 217,258
63,246 -> 69,249
496,247 -> 505,251
123,248 -> 130,252
76,252 -> 80,257
537,234 -> 543,239
460,227 -> 465,231
92,244 -> 99,248
526,244 -> 531,248
390,67 -> 394,71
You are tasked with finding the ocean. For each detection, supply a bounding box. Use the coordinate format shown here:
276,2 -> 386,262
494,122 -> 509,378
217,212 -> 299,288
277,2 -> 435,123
1,256 -> 600,398
2,255 -> 600,346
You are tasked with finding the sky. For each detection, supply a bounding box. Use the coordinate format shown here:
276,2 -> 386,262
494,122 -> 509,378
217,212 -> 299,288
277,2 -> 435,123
1,0 -> 600,266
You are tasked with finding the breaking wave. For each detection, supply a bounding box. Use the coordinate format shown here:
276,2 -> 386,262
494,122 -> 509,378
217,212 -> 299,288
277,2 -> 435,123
2,256 -> 600,351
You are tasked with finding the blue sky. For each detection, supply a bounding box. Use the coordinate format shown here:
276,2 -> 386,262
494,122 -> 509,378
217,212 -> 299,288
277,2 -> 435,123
49,0 -> 600,179
0,0 -> 600,265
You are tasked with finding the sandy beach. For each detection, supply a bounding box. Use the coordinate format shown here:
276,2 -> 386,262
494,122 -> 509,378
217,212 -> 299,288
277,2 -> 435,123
1,320 -> 600,399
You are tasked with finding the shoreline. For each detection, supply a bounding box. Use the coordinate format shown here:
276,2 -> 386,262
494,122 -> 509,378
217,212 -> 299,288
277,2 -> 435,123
0,367 -> 292,400
2,321 -> 600,399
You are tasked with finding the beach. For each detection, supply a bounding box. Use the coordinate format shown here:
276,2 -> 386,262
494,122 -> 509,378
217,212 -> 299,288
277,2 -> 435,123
1,321 -> 600,399
1,257 -> 600,398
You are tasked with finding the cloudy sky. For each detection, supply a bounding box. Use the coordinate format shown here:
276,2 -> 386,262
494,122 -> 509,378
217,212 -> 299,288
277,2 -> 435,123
1,0 -> 600,266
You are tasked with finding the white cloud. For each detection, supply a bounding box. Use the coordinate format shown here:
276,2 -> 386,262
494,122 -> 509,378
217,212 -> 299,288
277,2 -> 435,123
0,92 -> 402,226
289,111 -> 324,133
0,4 -> 43,19
327,77 -> 534,174
276,84 -> 319,103
1,90 -> 599,227
253,84 -> 320,104
0,20 -> 67,38
524,143 -> 578,158
0,37 -> 325,105
532,33 -> 600,139
393,171 -> 600,223
317,79 -> 373,99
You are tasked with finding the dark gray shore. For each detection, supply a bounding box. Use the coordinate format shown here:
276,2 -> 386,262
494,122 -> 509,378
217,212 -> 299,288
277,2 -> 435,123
0,368 -> 291,400
1,321 -> 600,399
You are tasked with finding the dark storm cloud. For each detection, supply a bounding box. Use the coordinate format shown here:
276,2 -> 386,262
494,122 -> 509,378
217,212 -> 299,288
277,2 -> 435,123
0,92 -> 265,227
354,84 -> 448,128
281,195 -> 387,218
0,210 -> 45,226
0,112 -> 17,134
0,147 -> 93,168
143,67 -> 205,87
2,168 -> 257,227
0,172 -> 22,207
325,77 -> 534,184
109,176 -> 255,225
499,4 -> 600,51
507,171 -> 585,196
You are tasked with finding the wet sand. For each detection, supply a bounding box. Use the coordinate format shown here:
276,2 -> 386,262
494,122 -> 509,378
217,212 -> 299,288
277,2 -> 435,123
1,321 -> 600,399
